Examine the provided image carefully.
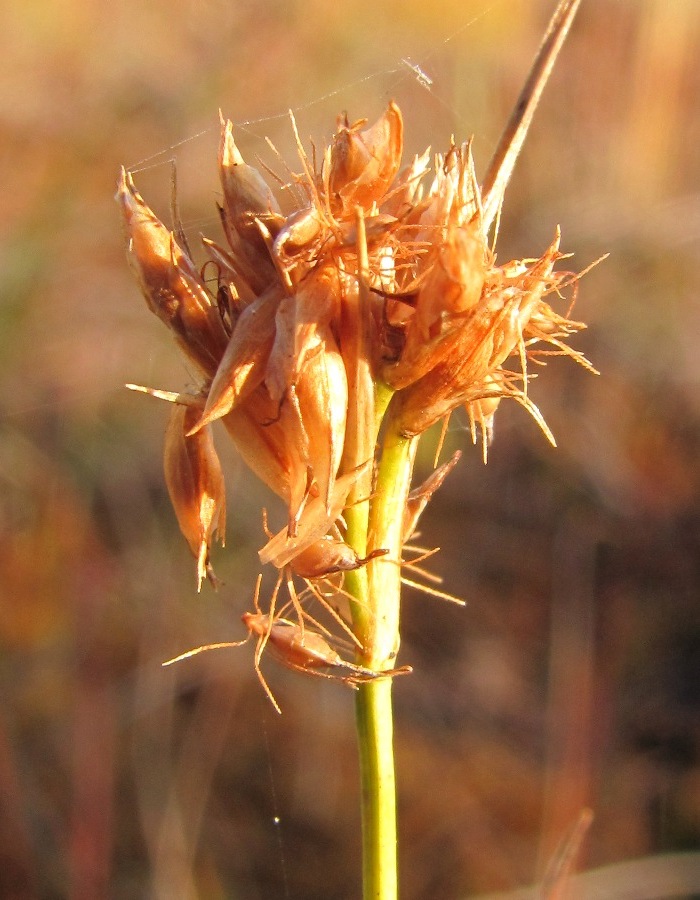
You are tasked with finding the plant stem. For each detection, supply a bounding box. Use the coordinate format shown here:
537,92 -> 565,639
352,418 -> 417,900
345,207 -> 418,895
364,425 -> 417,665
356,679 -> 397,900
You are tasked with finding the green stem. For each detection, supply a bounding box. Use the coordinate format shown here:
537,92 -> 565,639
344,499 -> 369,613
343,207 -> 419,898
363,425 -> 417,665
355,679 -> 397,900
351,416 -> 418,900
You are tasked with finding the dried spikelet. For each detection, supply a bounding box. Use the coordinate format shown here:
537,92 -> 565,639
192,284 -> 282,432
116,170 -> 228,376
219,116 -> 282,234
221,386 -> 296,505
417,223 -> 487,328
264,265 -> 342,407
289,535 -> 385,580
328,102 -> 404,215
259,265 -> 347,518
385,220 -> 488,390
218,115 -> 282,293
259,462 -> 371,570
163,404 -> 226,590
388,324 -> 497,438
295,340 -> 348,513
241,609 -> 411,715
391,229 -> 584,438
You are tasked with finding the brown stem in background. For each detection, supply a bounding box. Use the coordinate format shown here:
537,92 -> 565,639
481,0 -> 582,232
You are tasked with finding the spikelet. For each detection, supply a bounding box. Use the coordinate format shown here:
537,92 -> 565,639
218,115 -> 283,294
116,170 -> 228,376
384,219 -> 488,390
390,230 -> 589,438
163,404 -> 226,590
328,102 -> 404,215
193,284 -> 282,432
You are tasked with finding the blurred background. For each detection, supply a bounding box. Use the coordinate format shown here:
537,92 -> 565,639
1,0 -> 699,897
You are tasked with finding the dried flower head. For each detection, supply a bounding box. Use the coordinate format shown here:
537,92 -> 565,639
121,13 -> 595,900
119,33 -> 594,697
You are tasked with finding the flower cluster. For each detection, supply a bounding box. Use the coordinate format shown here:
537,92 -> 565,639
117,101 -> 591,605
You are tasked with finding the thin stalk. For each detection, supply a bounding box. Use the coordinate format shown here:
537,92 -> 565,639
364,426 -> 417,665
343,380 -> 395,611
340,209 -> 417,898
344,500 -> 370,612
343,208 -> 379,616
352,420 -> 417,900
481,0 -> 582,232
356,679 -> 397,900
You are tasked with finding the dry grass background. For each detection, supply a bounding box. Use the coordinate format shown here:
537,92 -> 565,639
1,1 -> 699,897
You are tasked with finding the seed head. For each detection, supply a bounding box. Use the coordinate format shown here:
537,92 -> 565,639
119,97 -> 593,608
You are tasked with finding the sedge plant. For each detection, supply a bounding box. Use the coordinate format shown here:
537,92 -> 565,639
117,1 -> 592,895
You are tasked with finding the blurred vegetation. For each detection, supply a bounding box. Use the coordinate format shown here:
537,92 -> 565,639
1,0 -> 699,897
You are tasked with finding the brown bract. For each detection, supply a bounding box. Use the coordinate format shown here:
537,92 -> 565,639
193,285 -> 282,432
218,115 -> 282,295
163,404 -> 226,590
328,102 -> 404,214
117,170 -> 229,377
